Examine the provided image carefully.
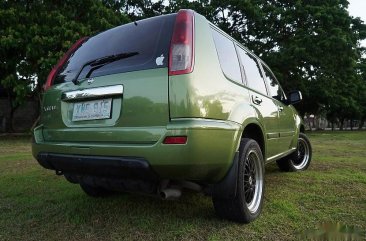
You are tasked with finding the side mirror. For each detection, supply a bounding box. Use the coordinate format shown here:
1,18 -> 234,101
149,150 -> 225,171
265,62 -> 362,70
287,90 -> 302,105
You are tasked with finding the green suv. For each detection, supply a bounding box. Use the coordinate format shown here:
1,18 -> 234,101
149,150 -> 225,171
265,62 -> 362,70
32,9 -> 312,223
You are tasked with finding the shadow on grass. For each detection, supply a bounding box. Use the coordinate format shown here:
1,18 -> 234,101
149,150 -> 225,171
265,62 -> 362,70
61,163 -> 287,224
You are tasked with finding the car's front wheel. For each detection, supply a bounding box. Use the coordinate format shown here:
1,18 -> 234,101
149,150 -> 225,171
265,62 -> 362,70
276,133 -> 312,172
212,138 -> 264,223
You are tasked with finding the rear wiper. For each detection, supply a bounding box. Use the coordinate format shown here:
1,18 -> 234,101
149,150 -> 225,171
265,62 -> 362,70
72,51 -> 139,85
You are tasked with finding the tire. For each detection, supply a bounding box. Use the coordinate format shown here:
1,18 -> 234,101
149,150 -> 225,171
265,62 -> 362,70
80,183 -> 114,198
212,138 -> 265,223
276,133 -> 312,172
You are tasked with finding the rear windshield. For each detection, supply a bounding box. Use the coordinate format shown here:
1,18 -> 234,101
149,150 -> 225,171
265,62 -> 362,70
54,14 -> 176,84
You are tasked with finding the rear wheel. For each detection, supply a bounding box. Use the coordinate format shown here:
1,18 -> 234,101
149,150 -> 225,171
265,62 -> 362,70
213,138 -> 264,223
276,133 -> 312,172
80,183 -> 114,198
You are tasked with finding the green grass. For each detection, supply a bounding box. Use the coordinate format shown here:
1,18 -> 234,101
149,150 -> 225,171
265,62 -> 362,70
0,132 -> 365,241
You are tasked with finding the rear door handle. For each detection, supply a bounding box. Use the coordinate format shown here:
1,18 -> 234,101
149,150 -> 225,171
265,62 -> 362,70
252,96 -> 262,105
278,106 -> 284,112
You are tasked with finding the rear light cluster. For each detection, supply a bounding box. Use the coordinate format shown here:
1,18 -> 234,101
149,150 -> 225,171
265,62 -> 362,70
43,37 -> 88,91
169,9 -> 195,76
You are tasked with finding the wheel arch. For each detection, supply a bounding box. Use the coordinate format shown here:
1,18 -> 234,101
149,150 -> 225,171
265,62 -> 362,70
227,102 -> 266,157
240,121 -> 266,160
212,119 -> 265,199
300,124 -> 305,133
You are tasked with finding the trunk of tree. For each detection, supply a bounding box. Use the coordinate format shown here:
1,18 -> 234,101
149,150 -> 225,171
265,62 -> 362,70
4,92 -> 18,133
315,117 -> 318,130
5,106 -> 17,133
307,115 -> 312,131
331,121 -> 334,131
339,118 -> 344,131
350,119 -> 353,131
359,118 -> 365,130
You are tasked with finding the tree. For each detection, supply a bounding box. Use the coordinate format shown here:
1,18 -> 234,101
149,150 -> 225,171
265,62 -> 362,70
212,1 -> 364,118
125,0 -> 366,122
356,56 -> 366,129
0,0 -> 129,132
2,0 -> 366,132
0,1 -> 30,132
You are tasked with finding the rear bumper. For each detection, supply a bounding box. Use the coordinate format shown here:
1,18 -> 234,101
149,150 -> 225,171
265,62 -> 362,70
37,153 -> 157,180
32,118 -> 242,183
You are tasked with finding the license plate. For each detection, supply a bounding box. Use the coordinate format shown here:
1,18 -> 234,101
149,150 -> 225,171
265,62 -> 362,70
72,98 -> 112,121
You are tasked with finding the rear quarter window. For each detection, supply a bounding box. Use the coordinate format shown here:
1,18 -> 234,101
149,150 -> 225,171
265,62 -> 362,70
54,14 -> 176,84
211,28 -> 242,84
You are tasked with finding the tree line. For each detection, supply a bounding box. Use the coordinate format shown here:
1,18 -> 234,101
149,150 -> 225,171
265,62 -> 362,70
1,0 -> 365,132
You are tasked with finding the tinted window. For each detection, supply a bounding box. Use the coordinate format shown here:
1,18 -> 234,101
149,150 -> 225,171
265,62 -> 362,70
237,48 -> 267,95
262,65 -> 286,102
54,14 -> 176,84
211,29 -> 242,83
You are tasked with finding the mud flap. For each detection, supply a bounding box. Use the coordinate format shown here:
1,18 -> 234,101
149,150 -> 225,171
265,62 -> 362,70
211,152 -> 239,199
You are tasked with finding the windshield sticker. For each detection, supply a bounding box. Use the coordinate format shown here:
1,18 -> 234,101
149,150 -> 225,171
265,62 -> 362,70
156,54 -> 164,66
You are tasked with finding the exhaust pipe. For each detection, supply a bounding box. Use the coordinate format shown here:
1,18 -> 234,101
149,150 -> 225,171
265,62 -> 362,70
160,188 -> 182,200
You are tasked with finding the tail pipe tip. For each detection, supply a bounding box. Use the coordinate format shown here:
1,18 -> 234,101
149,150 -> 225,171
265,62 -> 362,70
160,188 -> 182,200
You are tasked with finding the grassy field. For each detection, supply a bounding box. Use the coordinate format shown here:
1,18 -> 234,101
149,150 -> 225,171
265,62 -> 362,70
0,131 -> 365,241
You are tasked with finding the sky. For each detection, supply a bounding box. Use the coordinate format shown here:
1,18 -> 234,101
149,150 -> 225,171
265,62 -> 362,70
348,0 -> 366,21
348,0 -> 366,47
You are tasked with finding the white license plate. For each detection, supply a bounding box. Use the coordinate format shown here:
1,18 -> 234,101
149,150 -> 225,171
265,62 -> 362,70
72,98 -> 112,121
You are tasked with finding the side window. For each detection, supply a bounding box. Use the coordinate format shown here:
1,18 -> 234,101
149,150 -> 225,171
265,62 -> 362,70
211,29 -> 242,83
262,65 -> 286,102
236,47 -> 267,95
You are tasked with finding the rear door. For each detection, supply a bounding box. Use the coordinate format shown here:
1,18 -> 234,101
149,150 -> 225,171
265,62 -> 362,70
41,14 -> 176,144
236,47 -> 281,159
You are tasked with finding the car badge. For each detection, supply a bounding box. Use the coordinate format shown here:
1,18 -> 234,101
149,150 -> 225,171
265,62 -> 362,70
87,78 -> 95,84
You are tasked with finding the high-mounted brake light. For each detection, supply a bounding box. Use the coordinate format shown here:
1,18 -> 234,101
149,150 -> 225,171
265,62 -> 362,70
43,37 -> 88,91
169,9 -> 194,76
163,136 -> 187,144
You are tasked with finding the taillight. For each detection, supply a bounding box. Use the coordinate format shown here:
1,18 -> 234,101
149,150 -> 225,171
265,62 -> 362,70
43,37 -> 88,91
163,136 -> 188,144
169,9 -> 194,76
